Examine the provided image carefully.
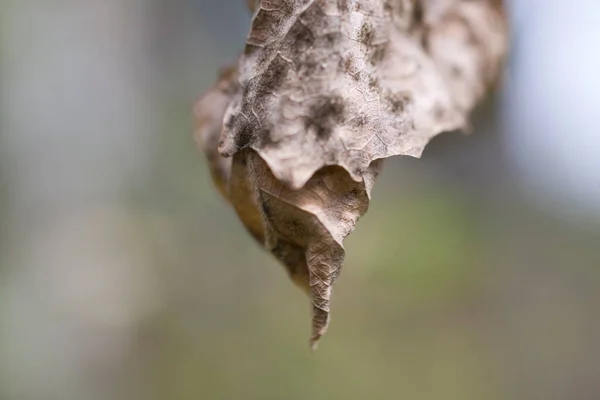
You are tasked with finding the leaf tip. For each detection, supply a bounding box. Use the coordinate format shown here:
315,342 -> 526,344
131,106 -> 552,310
309,336 -> 320,352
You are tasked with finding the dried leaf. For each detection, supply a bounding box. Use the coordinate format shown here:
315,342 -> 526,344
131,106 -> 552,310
195,0 -> 508,348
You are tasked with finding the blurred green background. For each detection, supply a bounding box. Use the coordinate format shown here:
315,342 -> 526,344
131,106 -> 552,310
1,1 -> 600,400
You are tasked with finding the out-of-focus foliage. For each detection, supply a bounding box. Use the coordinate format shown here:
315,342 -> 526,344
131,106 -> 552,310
0,1 -> 599,400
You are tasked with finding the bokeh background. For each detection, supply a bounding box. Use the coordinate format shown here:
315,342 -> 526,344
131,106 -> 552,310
1,1 -> 599,399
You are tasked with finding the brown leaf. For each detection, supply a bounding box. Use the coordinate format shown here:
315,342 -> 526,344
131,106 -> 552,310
195,0 -> 508,348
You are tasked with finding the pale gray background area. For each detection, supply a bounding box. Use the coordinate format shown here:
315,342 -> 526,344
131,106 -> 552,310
1,1 -> 599,400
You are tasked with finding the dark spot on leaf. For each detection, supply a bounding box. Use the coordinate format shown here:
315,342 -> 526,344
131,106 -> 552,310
234,119 -> 255,148
386,92 -> 411,114
337,0 -> 350,13
344,57 -> 353,73
323,32 -> 338,46
288,219 -> 301,233
261,201 -> 271,218
257,125 -> 276,149
413,1 -> 424,26
299,58 -> 320,77
288,22 -> 315,53
421,32 -> 430,52
259,56 -> 288,94
305,95 -> 346,140
224,113 -> 235,129
280,1 -> 295,15
358,23 -> 375,46
383,0 -> 393,13
458,15 -> 484,49
352,113 -> 370,128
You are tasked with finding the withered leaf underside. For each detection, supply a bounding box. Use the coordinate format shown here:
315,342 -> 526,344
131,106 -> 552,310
195,0 -> 508,348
